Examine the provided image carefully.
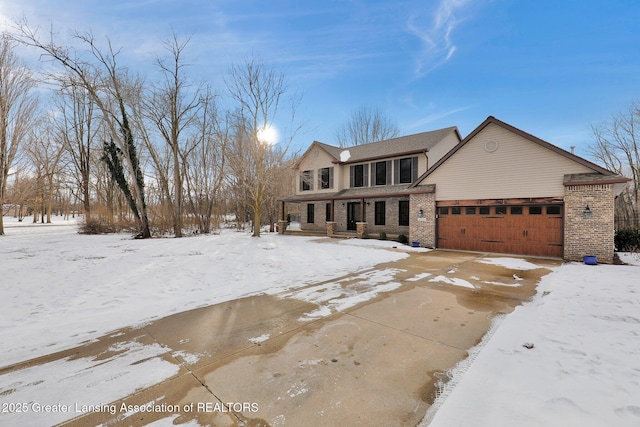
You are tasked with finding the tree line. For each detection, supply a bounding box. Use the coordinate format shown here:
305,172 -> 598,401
0,25 -> 300,237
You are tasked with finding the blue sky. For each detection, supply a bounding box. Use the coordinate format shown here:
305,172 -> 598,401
2,0 -> 639,158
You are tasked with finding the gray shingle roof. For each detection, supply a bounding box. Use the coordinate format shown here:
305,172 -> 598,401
316,127 -> 459,164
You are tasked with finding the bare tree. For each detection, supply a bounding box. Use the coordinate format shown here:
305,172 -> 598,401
590,101 -> 640,227
55,83 -> 100,221
27,119 -> 66,223
225,57 -> 299,237
141,33 -> 200,237
335,105 -> 400,147
183,87 -> 227,233
0,33 -> 39,235
15,24 -> 152,238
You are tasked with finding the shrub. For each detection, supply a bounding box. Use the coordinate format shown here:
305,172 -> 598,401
614,228 -> 640,252
397,234 -> 408,245
78,219 -> 118,235
379,231 -> 387,240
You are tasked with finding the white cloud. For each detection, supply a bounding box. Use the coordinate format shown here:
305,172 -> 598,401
405,105 -> 472,130
407,0 -> 476,76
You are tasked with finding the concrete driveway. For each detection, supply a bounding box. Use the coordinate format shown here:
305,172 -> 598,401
8,249 -> 560,427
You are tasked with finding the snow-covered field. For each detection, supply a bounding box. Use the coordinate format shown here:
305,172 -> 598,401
0,216 -> 409,368
424,252 -> 640,427
1,215 -> 639,427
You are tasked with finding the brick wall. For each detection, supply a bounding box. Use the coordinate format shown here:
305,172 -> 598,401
300,202 -> 327,232
564,184 -> 615,263
409,192 -> 436,248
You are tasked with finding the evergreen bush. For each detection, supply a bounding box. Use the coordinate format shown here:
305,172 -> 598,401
614,228 -> 640,252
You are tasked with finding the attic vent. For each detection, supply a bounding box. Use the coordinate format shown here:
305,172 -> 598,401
340,150 -> 351,162
484,140 -> 498,153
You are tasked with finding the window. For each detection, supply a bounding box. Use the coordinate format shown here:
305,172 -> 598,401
375,161 -> 390,186
394,157 -> 418,184
307,204 -> 315,223
399,201 -> 409,226
466,207 -> 476,215
529,206 -> 542,215
375,201 -> 386,225
438,207 -> 449,215
350,164 -> 369,188
479,207 -> 490,215
547,205 -> 561,215
452,207 -> 461,215
326,203 -> 332,222
300,170 -> 313,191
496,206 -> 507,215
399,158 -> 412,183
510,206 -> 523,215
318,167 -> 334,189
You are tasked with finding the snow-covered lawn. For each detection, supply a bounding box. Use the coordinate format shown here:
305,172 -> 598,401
0,216 -> 408,368
2,216 -> 639,427
424,253 -> 640,427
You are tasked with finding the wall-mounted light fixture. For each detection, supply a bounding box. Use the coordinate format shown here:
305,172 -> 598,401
583,205 -> 592,219
418,209 -> 424,218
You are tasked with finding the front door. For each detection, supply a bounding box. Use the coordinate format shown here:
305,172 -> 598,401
347,202 -> 360,231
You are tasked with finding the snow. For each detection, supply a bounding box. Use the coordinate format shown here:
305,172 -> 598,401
3,216 -> 640,427
424,256 -> 640,427
0,217 -> 406,367
429,275 -> 475,289
0,216 -> 408,425
475,256 -> 541,270
282,267 -> 404,320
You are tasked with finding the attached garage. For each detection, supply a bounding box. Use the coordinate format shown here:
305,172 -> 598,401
409,116 -> 629,263
436,202 -> 563,257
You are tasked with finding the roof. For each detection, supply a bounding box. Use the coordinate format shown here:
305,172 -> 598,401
282,184 -> 436,203
411,116 -> 618,187
563,173 -> 630,185
295,127 -> 460,169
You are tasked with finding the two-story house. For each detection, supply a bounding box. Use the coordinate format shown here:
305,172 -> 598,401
283,126 -> 462,238
281,116 -> 629,263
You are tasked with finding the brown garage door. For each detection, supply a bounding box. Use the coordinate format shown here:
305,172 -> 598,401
437,204 -> 563,257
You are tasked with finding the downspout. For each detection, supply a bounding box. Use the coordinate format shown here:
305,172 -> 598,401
423,150 -> 429,171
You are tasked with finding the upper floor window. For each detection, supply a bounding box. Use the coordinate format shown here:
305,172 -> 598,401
400,158 -> 413,183
374,161 -> 391,186
318,167 -> 334,189
394,157 -> 418,184
300,170 -> 313,191
350,164 -> 369,188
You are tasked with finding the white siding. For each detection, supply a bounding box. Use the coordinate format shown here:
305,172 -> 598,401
295,147 -> 341,195
425,132 -> 460,169
419,123 -> 594,200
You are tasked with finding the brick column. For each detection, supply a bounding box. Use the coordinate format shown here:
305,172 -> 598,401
356,222 -> 368,239
278,220 -> 287,234
564,183 -> 615,263
326,221 -> 336,236
409,191 -> 436,248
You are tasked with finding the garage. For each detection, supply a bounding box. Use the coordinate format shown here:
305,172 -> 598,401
436,203 -> 564,257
